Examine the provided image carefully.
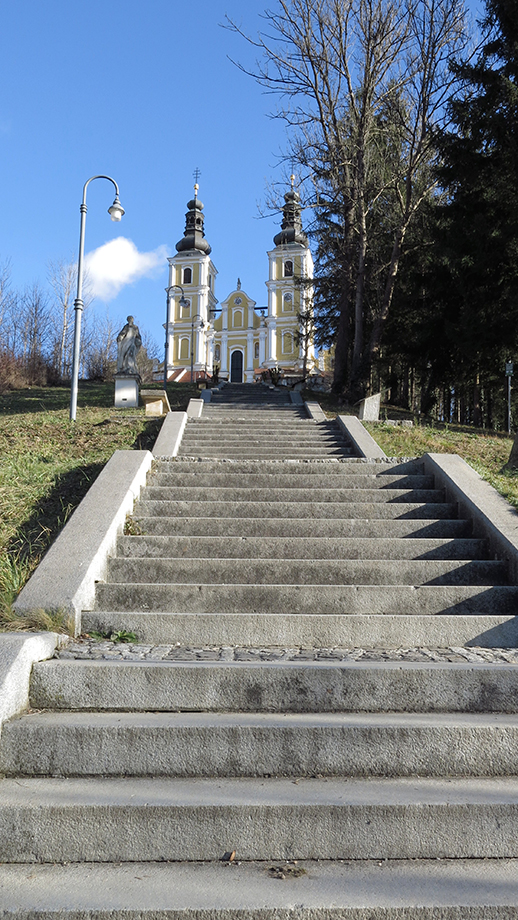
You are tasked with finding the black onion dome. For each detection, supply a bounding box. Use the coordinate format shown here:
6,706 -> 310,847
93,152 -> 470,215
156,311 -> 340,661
176,195 -> 212,254
273,185 -> 308,247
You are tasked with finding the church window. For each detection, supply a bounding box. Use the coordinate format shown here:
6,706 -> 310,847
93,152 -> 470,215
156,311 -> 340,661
284,260 -> 293,277
180,337 -> 189,360
183,267 -> 192,284
283,332 -> 293,354
283,293 -> 293,311
234,311 -> 242,327
254,342 -> 259,359
215,345 -> 221,362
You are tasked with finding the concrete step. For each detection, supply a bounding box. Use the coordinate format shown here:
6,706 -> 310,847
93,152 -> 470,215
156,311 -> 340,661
177,449 -> 355,458
151,471 -> 437,489
132,516 -> 472,538
2,775 -> 518,861
104,557 -> 507,587
4,710 -> 518,778
141,486 -> 445,504
93,582 -> 518,615
117,535 -> 487,561
134,499 -> 457,519
82,610 -> 518,646
1,858 -> 517,918
30,659 -> 518,713
157,459 -> 426,475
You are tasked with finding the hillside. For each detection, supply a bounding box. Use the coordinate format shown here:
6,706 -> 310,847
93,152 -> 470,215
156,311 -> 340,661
0,382 -> 198,629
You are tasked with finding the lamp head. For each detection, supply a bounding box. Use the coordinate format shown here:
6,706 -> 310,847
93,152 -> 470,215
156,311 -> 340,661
179,295 -> 189,308
108,195 -> 125,222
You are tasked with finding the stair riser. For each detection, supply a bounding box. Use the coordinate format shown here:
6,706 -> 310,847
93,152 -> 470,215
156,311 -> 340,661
133,518 -> 472,539
4,717 -> 518,778
152,473 -> 436,489
2,800 -> 518,861
105,558 -> 507,587
82,611 -> 518,647
94,583 -> 518,614
30,660 -> 518,713
134,501 -> 457,519
140,487 -> 444,504
116,536 -> 487,561
157,460 -> 425,475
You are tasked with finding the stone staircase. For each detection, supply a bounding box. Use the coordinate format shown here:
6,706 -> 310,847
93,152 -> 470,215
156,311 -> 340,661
2,383 -> 518,915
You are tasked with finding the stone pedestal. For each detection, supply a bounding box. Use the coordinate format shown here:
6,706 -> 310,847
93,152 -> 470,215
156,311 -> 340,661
358,392 -> 381,421
114,374 -> 140,409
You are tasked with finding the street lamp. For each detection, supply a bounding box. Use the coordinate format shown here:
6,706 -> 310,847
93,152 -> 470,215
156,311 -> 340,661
190,313 -> 205,384
164,285 -> 189,388
69,175 -> 125,421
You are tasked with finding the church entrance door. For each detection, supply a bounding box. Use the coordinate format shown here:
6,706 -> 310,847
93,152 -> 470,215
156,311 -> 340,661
230,350 -> 243,383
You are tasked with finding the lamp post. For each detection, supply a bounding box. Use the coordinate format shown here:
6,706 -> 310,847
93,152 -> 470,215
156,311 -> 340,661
69,176 -> 125,421
164,285 -> 189,388
190,313 -> 205,384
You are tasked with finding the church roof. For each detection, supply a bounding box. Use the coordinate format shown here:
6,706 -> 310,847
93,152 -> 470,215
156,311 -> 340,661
175,185 -> 212,255
273,177 -> 308,248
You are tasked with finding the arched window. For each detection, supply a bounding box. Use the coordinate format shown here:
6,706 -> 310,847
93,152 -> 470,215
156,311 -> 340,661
284,260 -> 293,277
254,342 -> 259,359
183,267 -> 192,284
233,311 -> 242,327
179,337 -> 190,360
283,332 -> 293,354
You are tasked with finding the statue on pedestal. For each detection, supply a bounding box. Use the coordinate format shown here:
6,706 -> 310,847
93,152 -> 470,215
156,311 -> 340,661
116,316 -> 142,376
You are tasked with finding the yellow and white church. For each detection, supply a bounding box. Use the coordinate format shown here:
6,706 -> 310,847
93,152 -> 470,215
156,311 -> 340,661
164,180 -> 316,383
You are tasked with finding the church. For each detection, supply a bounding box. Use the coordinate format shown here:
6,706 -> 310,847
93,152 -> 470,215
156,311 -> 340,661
164,179 -> 316,383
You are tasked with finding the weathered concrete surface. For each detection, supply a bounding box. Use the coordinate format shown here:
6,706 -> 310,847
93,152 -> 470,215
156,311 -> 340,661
2,775 -> 518,862
13,451 -> 153,635
4,709 -> 518,777
200,389 -> 212,403
304,401 -> 327,422
29,658 -> 518,713
337,415 -> 387,459
187,398 -> 204,418
0,633 -> 58,729
358,392 -> 382,421
152,411 -> 187,458
81,610 -> 518,648
1,858 -> 517,917
424,453 -> 518,583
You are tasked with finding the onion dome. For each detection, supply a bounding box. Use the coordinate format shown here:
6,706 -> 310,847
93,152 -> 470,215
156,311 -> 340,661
273,176 -> 308,247
176,186 -> 212,254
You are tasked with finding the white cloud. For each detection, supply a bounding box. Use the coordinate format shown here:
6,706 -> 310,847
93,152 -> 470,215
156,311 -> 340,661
85,237 -> 168,301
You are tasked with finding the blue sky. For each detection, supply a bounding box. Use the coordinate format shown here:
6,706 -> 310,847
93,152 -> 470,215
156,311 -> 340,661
0,0 -> 483,356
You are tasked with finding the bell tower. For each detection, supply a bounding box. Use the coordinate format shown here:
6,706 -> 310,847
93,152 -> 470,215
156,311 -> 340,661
165,184 -> 218,381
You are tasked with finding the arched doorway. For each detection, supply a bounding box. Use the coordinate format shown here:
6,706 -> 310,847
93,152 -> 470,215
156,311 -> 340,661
230,350 -> 243,382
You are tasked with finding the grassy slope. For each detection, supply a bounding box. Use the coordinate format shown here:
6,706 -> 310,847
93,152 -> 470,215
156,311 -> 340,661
310,391 -> 518,508
0,382 -> 197,626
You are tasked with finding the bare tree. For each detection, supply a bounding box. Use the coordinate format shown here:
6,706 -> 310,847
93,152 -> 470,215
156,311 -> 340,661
47,259 -> 93,380
228,0 -> 470,397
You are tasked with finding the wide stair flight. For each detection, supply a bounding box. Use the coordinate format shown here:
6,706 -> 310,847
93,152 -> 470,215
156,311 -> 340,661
2,382 -> 518,915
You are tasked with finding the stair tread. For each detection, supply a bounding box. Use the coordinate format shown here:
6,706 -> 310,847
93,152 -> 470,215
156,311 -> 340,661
1,858 -> 517,913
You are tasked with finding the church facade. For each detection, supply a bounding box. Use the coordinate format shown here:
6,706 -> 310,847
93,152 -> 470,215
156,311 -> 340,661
164,181 -> 315,383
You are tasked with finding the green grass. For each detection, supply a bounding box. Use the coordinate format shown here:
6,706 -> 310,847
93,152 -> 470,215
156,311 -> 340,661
0,381 -> 198,630
303,389 -> 518,508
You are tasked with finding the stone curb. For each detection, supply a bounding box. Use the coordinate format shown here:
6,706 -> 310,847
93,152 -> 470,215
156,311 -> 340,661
0,632 -> 59,729
152,411 -> 187,458
14,450 -> 153,635
424,453 -> 518,584
336,415 -> 387,459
